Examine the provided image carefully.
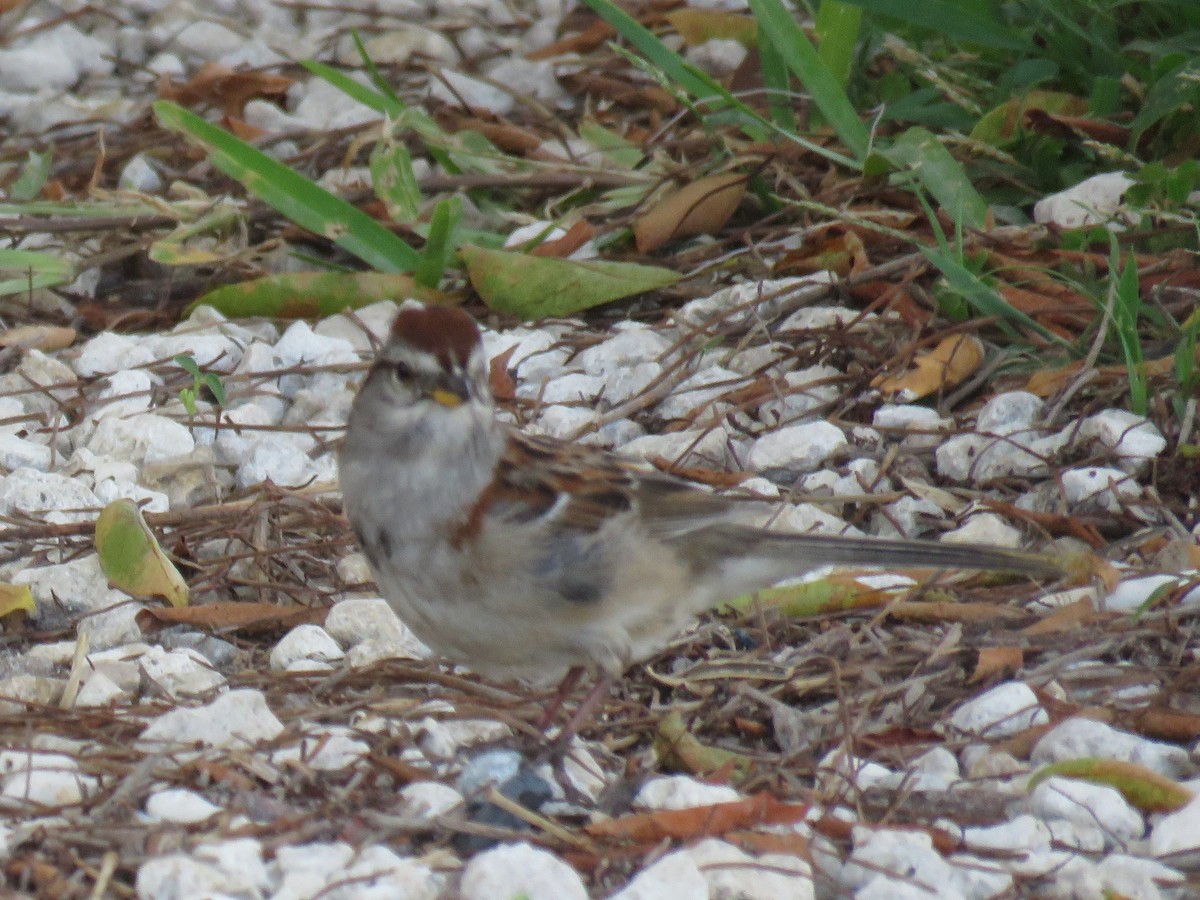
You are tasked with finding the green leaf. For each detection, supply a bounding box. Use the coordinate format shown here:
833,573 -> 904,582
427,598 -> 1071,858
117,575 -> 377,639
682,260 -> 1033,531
153,100 -> 420,273
0,584 -> 35,620
831,0 -> 1028,50
0,248 -> 74,297
173,354 -> 202,378
882,127 -> 989,230
415,197 -> 460,289
748,0 -> 870,160
460,245 -> 681,319
95,499 -> 189,608
10,150 -> 52,202
187,271 -> 452,319
815,0 -> 862,88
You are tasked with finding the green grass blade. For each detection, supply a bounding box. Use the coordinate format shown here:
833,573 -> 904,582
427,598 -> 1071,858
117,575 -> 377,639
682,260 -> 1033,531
883,127 -> 989,230
351,31 -> 405,109
747,0 -> 870,160
154,100 -> 420,273
0,247 -> 74,296
757,23 -> 797,132
414,197 -> 459,289
815,0 -> 863,88
299,60 -> 404,117
833,0 -> 1028,50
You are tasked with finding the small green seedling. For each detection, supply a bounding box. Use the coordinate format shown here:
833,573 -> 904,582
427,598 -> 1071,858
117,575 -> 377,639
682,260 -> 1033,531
174,354 -> 226,416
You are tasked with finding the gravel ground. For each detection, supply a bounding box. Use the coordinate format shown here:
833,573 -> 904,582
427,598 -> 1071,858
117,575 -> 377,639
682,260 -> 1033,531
1,1 -> 1199,899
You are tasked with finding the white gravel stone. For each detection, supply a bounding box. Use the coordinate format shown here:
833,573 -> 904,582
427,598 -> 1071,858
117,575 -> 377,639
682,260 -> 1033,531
678,277 -> 823,328
656,365 -> 742,420
460,842 -> 587,900
143,788 -> 222,824
292,75 -> 385,131
1101,574 -> 1187,613
872,495 -> 943,539
1078,409 -> 1167,469
621,427 -> 730,469
577,323 -> 672,374
483,57 -> 565,105
634,774 -> 740,810
0,435 -> 52,471
532,372 -> 606,405
0,469 -> 100,524
1032,718 -> 1192,779
87,413 -> 195,466
841,828 -> 953,895
873,404 -> 953,450
1096,853 -> 1185,898
14,553 -> 124,614
397,781 -> 464,821
270,624 -> 345,672
1033,172 -> 1136,228
326,597 -> 418,648
0,675 -> 63,713
73,671 -> 127,707
74,331 -> 157,377
609,848 -> 708,900
1150,793 -> 1200,861
0,752 -> 97,809
963,814 -> 1051,856
757,364 -> 842,427
1060,465 -> 1141,512
0,25 -> 113,91
429,68 -> 515,115
685,37 -> 748,76
139,646 -> 226,698
137,689 -> 284,753
945,681 -> 1048,738
236,437 -> 321,489
135,855 -> 237,900
533,404 -> 599,440
941,512 -> 1022,548
1030,776 -> 1144,848
747,421 -> 847,475
817,749 -> 894,794
686,838 -> 814,900
274,726 -> 368,771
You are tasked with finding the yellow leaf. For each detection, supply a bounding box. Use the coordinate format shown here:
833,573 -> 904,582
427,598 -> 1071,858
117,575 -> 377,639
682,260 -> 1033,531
95,500 -> 189,607
0,583 -> 35,619
873,334 -> 985,399
1029,758 -> 1194,813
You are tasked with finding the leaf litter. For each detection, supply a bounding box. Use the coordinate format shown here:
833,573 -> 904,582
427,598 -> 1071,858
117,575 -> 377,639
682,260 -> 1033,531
0,0 -> 1197,896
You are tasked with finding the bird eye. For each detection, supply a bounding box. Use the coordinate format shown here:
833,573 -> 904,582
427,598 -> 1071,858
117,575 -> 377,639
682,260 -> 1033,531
393,361 -> 414,381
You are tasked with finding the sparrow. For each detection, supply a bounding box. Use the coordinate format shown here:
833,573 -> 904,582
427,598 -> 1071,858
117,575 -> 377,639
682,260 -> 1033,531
338,304 -> 1058,705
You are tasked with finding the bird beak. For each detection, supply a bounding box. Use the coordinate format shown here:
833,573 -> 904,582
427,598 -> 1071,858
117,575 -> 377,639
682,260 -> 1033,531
431,388 -> 463,408
430,373 -> 471,408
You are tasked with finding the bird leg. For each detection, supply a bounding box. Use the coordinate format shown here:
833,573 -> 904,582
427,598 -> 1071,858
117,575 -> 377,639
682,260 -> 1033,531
536,667 -> 613,742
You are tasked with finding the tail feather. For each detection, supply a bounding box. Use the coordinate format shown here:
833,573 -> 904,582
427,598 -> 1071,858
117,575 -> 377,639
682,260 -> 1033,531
698,525 -> 1062,578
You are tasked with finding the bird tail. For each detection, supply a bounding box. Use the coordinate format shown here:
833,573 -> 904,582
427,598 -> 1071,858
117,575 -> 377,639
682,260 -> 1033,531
705,525 -> 1063,578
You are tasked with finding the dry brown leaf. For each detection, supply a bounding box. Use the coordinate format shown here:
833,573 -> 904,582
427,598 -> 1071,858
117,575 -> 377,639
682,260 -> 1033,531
1134,708 -> 1200,743
0,325 -> 75,351
775,230 -> 870,278
633,172 -> 747,253
1021,597 -> 1096,636
888,600 -> 1027,625
969,646 -> 1024,683
1024,353 -> 1183,397
531,220 -> 596,258
158,62 -> 293,118
136,601 -> 325,635
872,334 -> 984,398
489,345 -> 518,402
527,17 -> 615,60
585,792 -> 811,844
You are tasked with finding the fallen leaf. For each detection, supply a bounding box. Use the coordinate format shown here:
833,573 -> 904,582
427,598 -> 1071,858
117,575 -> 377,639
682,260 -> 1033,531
188,271 -> 455,319
655,710 -> 755,779
888,600 -> 1028,625
460,244 -> 680,319
0,325 -> 75,352
95,499 -> 189,608
585,791 -> 810,843
723,575 -> 897,617
136,602 -> 325,635
665,9 -> 757,47
158,62 -> 292,118
1028,758 -> 1194,812
633,173 -> 747,253
775,229 -> 870,278
1021,597 -> 1096,636
872,334 -> 984,399
530,220 -> 596,258
527,17 -> 616,60
969,646 -> 1024,683
0,584 -> 35,620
